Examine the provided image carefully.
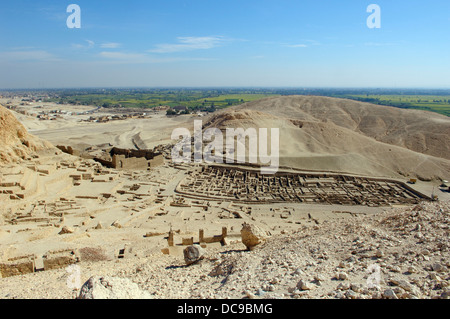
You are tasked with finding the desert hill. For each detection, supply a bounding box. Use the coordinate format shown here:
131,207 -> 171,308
204,98 -> 450,181
0,104 -> 54,163
229,96 -> 450,160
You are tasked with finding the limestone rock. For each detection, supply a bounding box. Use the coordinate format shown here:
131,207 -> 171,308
383,289 -> 398,299
337,282 -> 350,291
345,290 -> 357,299
430,273 -> 441,281
397,280 -> 414,292
240,222 -> 268,250
375,250 -> 384,258
183,245 -> 205,265
296,279 -> 313,291
94,222 -> 103,229
58,226 -> 75,235
390,266 -> 401,273
111,220 -> 122,228
314,274 -> 325,283
407,266 -> 417,274
431,263 -> 445,272
338,272 -> 349,281
78,276 -> 152,299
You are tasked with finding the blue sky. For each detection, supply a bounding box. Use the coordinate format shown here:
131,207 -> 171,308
0,0 -> 449,88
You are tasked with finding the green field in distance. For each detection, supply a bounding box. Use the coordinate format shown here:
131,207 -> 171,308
22,88 -> 449,117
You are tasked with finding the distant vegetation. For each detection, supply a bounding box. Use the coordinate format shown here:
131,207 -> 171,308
41,88 -> 279,113
2,87 -> 449,116
336,94 -> 450,117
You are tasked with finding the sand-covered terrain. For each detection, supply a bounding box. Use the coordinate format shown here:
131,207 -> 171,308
206,96 -> 450,181
1,200 -> 449,299
0,96 -> 449,299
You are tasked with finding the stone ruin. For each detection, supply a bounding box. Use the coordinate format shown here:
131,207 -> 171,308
95,147 -> 164,170
56,145 -> 80,157
0,249 -> 79,278
176,165 -> 432,207
164,227 -> 228,253
55,145 -> 164,171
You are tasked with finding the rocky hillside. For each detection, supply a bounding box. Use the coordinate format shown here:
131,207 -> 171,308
0,201 -> 448,299
231,96 -> 450,160
0,104 -> 53,163
203,108 -> 450,181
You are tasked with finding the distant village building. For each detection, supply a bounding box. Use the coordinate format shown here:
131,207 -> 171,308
154,105 -> 170,112
173,106 -> 187,112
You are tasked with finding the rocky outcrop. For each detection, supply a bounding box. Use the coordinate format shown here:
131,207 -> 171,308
78,276 -> 152,299
0,104 -> 53,163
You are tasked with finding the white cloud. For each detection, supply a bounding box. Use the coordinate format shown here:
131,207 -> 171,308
284,40 -> 320,48
148,36 -> 226,53
71,40 -> 95,50
0,50 -> 61,62
100,42 -> 121,49
98,51 -> 218,64
364,42 -> 397,47
98,51 -> 147,61
285,44 -> 308,48
71,43 -> 85,49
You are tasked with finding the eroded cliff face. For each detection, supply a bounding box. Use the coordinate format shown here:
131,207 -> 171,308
0,105 -> 53,163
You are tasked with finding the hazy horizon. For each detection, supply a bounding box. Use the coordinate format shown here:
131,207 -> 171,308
2,86 -> 450,91
1,0 -> 449,89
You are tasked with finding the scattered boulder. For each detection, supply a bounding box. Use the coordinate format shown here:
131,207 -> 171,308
338,272 -> 349,281
407,266 -> 417,274
314,274 -> 325,283
383,289 -> 398,299
375,250 -> 384,258
431,263 -> 445,273
430,273 -> 442,281
183,245 -> 205,265
345,290 -> 357,299
337,282 -> 351,291
296,279 -> 313,291
397,280 -> 413,292
94,222 -> 103,230
240,222 -> 268,250
78,276 -> 152,299
58,226 -> 75,235
111,220 -> 122,228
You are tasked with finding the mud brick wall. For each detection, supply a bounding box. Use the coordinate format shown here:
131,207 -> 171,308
0,259 -> 34,278
43,255 -> 77,271
112,154 -> 149,170
110,147 -> 161,160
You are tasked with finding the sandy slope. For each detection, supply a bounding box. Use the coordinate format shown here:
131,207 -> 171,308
230,96 -> 450,160
203,98 -> 450,181
9,96 -> 449,180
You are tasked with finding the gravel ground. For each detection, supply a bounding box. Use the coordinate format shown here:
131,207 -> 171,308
1,201 -> 449,299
